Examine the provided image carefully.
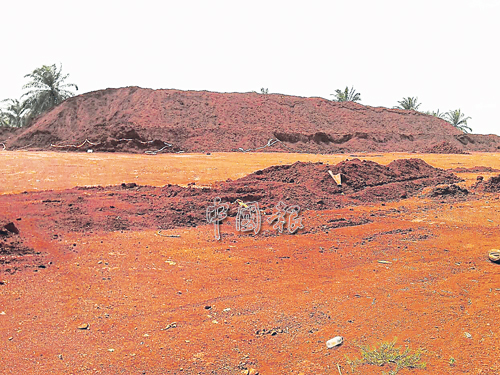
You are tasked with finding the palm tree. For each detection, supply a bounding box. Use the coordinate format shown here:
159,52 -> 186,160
395,97 -> 421,111
331,86 -> 361,102
0,99 -> 27,128
445,109 -> 472,133
22,64 -> 78,121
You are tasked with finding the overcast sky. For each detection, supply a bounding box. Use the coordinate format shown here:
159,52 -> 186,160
1,0 -> 498,135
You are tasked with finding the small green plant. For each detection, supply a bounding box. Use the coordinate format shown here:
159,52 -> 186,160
346,338 -> 426,374
260,87 -> 269,94
424,109 -> 446,120
449,357 -> 456,366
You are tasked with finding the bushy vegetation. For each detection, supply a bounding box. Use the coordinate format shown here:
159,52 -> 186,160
346,338 -> 426,374
394,96 -> 472,133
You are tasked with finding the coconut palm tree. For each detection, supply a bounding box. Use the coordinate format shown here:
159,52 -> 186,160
0,99 -> 27,128
395,97 -> 421,111
445,109 -> 472,133
22,64 -> 78,121
331,86 -> 361,102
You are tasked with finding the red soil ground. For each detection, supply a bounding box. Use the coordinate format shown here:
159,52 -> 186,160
1,151 -> 500,374
4,87 -> 500,154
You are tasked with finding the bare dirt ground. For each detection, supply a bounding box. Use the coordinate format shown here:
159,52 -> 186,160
1,151 -> 500,374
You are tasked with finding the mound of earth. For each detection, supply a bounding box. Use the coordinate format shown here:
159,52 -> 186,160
449,166 -> 500,173
423,184 -> 469,198
425,141 -> 468,154
0,159 -> 461,236
6,87 -> 500,153
473,174 -> 500,192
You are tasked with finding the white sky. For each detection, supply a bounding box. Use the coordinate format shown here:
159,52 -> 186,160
1,0 -> 499,134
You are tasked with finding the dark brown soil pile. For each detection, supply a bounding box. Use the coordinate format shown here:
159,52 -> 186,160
7,87 -> 500,153
424,184 -> 469,198
0,159 -> 461,235
473,175 -> 500,192
449,166 -> 500,173
425,141 -> 468,154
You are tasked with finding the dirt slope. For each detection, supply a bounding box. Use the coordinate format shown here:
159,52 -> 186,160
6,87 -> 500,153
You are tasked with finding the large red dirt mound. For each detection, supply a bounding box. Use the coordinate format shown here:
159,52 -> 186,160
6,87 -> 500,153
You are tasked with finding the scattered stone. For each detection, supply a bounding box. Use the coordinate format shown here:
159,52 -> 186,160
108,348 -> 115,352
161,322 -> 177,330
326,336 -> 344,348
256,327 -> 286,336
464,332 -> 472,339
3,222 -> 19,235
77,323 -> 90,330
488,250 -> 500,263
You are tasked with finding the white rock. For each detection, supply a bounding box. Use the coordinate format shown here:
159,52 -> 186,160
326,336 -> 343,348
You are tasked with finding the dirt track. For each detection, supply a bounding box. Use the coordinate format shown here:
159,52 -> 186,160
1,152 -> 500,374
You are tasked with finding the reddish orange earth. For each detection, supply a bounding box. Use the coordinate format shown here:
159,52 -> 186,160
1,151 -> 500,374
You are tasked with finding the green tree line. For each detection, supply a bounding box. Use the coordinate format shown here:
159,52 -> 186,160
0,64 -> 77,128
331,87 -> 472,133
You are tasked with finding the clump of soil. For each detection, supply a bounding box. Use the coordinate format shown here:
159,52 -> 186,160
423,184 -> 469,198
425,141 -> 468,154
0,220 -> 40,274
0,159 -> 461,235
9,87 -> 499,154
473,174 -> 500,192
